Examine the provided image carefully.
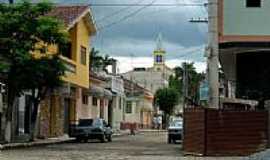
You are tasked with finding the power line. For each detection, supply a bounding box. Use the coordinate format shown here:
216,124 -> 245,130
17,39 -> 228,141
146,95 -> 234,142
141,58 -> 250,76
95,0 -> 146,23
97,0 -> 158,31
89,3 -> 205,7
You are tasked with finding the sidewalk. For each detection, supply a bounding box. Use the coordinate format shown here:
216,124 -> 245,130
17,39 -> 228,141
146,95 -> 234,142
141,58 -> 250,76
0,130 -> 130,150
0,135 -> 75,150
139,129 -> 167,132
243,148 -> 270,160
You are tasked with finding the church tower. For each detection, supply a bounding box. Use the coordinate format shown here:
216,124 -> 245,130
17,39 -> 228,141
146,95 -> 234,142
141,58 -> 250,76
153,33 -> 166,72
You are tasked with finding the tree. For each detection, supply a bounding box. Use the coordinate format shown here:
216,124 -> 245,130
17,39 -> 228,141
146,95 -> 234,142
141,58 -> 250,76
155,87 -> 179,126
89,48 -> 103,71
0,1 -> 68,142
169,62 -> 205,105
89,48 -> 115,73
18,56 -> 66,140
169,66 -> 183,96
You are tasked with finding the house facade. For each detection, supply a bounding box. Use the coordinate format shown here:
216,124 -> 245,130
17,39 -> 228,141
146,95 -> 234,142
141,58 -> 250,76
123,78 -> 154,129
87,72 -> 112,122
38,5 -> 96,138
218,0 -> 270,107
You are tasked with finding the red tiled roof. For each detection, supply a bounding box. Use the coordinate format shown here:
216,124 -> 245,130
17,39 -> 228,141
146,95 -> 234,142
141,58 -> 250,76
47,5 -> 89,27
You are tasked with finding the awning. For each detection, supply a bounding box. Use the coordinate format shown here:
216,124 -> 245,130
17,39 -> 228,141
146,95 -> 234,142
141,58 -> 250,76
89,85 -> 113,100
104,89 -> 113,100
89,85 -> 104,97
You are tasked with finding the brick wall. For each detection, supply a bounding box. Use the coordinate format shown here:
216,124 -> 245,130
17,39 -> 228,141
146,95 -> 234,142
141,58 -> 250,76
183,108 -> 268,156
206,109 -> 267,156
183,108 -> 206,155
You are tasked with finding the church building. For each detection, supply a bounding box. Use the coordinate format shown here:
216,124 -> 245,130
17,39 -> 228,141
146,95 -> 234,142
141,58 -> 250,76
122,34 -> 174,94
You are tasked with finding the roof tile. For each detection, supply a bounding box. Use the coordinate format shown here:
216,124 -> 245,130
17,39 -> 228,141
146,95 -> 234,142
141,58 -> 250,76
47,5 -> 89,27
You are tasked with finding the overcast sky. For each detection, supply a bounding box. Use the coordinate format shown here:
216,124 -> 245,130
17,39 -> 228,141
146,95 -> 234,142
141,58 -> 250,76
91,0 -> 208,73
7,0 -> 208,73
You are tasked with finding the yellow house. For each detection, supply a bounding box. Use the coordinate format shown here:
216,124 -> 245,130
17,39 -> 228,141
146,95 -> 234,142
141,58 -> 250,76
38,5 -> 97,138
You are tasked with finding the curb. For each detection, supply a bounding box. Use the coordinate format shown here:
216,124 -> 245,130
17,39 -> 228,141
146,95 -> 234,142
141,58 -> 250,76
0,138 -> 75,150
0,133 -> 130,150
0,131 -> 151,150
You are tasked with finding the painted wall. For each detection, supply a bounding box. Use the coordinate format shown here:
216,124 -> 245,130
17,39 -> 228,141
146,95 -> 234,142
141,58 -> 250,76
223,0 -> 270,36
124,101 -> 140,123
62,19 -> 90,89
34,17 -> 92,89
123,71 -> 169,94
76,89 -> 92,120
111,96 -> 124,130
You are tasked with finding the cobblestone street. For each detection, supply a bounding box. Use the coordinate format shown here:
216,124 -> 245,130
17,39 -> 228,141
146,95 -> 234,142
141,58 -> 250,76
0,132 -> 246,160
0,132 -> 181,160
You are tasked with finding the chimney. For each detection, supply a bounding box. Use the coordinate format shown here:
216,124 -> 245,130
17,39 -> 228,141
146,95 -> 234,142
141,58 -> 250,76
112,59 -> 117,75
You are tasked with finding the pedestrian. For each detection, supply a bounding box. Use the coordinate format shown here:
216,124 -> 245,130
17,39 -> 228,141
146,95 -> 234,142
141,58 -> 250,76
130,123 -> 136,135
153,116 -> 157,129
157,116 -> 162,130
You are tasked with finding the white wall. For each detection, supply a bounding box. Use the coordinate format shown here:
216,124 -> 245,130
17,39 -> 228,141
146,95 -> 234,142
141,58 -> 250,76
112,96 -> 124,130
223,0 -> 270,35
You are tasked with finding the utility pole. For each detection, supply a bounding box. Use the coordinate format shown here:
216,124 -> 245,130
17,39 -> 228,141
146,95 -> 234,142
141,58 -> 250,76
207,0 -> 219,108
182,63 -> 188,109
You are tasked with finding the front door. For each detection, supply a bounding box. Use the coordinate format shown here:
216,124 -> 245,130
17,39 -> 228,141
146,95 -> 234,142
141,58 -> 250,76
63,98 -> 70,134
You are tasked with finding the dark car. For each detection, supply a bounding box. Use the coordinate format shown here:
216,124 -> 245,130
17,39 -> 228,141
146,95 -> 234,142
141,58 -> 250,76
167,120 -> 183,144
71,118 -> 113,143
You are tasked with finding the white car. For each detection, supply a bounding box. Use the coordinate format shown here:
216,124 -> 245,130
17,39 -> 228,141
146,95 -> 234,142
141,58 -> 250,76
167,120 -> 183,144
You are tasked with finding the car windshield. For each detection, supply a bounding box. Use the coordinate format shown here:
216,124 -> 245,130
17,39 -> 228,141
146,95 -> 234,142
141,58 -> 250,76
78,119 -> 93,127
92,119 -> 103,127
170,120 -> 182,127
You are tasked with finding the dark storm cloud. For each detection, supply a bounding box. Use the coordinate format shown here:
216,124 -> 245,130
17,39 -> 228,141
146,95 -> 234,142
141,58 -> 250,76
3,0 -> 208,62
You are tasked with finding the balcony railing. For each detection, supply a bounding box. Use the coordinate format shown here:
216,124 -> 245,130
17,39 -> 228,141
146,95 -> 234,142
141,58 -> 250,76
60,56 -> 76,74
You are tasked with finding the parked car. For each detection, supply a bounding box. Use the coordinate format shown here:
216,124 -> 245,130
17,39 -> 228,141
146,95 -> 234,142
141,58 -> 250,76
167,119 -> 183,144
71,118 -> 113,143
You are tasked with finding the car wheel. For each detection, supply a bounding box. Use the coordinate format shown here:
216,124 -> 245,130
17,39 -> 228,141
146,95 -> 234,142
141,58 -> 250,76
107,134 -> 112,142
76,137 -> 82,142
100,134 -> 106,143
168,136 -> 172,144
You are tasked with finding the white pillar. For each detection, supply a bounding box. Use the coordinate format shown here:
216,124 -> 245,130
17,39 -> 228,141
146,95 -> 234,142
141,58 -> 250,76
207,0 -> 219,108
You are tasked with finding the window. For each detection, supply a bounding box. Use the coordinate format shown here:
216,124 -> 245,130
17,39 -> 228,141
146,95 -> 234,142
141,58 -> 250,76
92,97 -> 98,106
82,94 -> 88,105
246,0 -> 261,7
119,97 -> 122,109
156,55 -> 163,63
59,42 -> 72,59
80,46 -> 87,65
126,101 -> 132,114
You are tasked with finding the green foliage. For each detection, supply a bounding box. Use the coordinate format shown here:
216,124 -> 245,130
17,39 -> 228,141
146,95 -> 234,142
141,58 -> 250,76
89,48 -> 115,73
18,55 -> 66,94
89,48 -> 103,71
169,62 -> 205,104
155,87 -> 179,115
0,0 -> 68,96
0,0 -> 68,140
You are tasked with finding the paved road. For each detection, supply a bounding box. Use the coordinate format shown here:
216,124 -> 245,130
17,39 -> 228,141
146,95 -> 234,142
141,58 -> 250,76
0,131 -> 245,160
0,131 -> 183,160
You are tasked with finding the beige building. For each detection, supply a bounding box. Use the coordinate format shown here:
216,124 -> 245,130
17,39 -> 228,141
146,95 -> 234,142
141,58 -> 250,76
123,78 -> 154,129
122,34 -> 174,95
